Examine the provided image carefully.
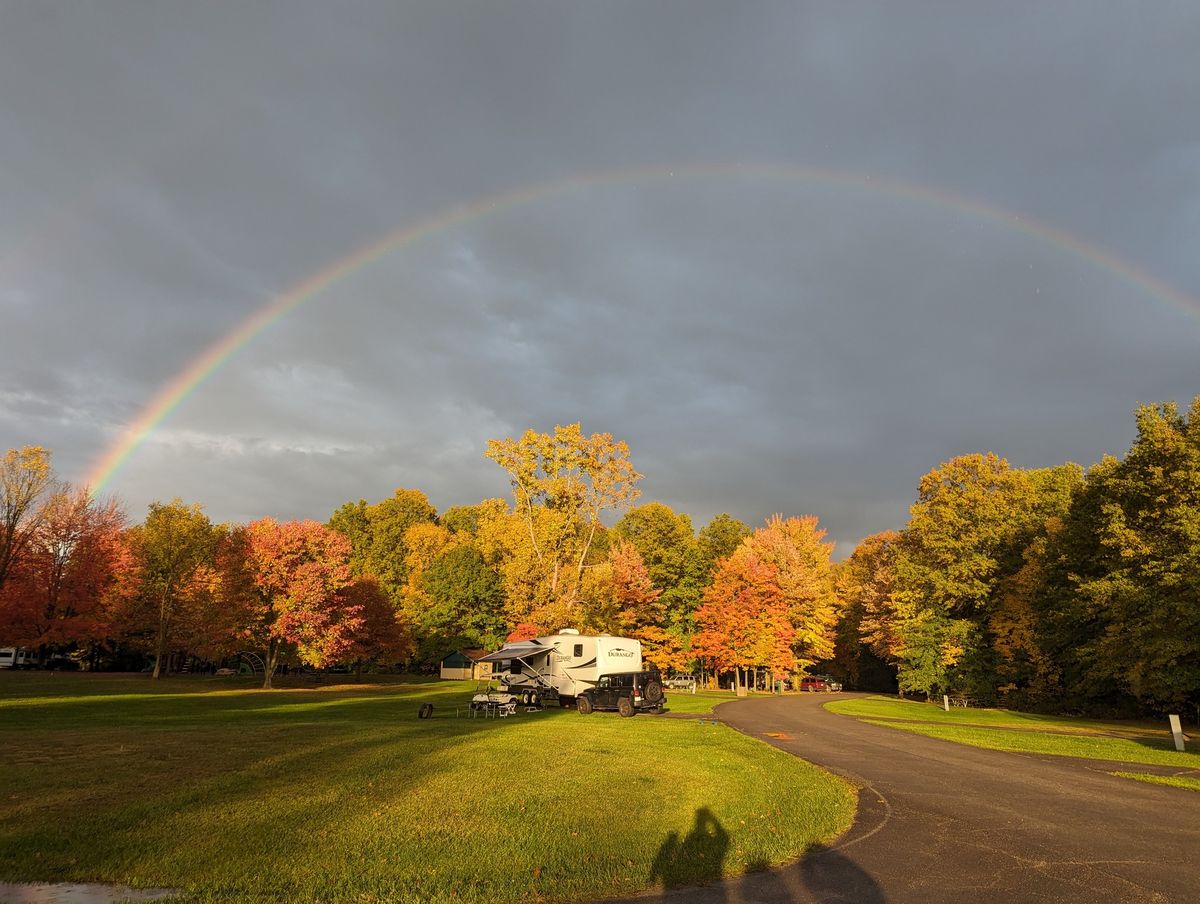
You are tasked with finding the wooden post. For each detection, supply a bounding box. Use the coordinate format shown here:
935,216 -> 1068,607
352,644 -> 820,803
1169,714 -> 1186,752
943,694 -> 950,712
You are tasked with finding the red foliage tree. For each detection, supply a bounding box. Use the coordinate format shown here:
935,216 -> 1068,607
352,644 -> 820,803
0,486 -> 125,651
243,518 -> 360,688
342,577 -> 414,675
506,622 -> 540,642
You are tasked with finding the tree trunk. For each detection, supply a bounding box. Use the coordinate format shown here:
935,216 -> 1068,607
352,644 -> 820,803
152,620 -> 167,679
262,640 -> 275,690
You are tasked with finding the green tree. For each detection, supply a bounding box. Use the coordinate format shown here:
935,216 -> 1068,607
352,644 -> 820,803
891,453 -> 1053,698
1044,399 -> 1200,711
416,544 -> 507,657
614,502 -> 705,632
328,489 -> 437,602
697,513 -> 752,573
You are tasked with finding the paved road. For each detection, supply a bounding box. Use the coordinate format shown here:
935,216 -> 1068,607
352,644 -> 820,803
609,693 -> 1199,903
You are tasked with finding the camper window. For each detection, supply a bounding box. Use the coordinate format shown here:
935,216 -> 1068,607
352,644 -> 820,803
573,644 -> 583,658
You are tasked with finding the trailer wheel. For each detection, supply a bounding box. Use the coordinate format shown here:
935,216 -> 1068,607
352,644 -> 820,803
617,697 -> 634,718
418,703 -> 434,719
577,695 -> 594,715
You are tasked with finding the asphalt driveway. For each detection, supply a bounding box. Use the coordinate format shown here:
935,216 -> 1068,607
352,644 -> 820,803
607,693 -> 1199,903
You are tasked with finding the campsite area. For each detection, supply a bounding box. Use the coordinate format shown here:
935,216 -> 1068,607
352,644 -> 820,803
0,673 -> 854,904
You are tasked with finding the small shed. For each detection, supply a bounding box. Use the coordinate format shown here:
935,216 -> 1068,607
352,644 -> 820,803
439,648 -> 493,681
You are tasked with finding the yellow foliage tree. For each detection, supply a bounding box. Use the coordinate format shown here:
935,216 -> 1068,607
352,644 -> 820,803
485,424 -> 640,627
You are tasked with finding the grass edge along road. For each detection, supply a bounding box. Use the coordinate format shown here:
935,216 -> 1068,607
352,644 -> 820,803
826,695 -> 1200,787
0,674 -> 854,904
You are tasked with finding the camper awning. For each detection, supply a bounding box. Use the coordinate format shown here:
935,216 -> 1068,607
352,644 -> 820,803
478,641 -> 549,663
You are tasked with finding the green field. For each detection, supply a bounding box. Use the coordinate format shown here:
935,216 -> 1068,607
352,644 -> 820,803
826,695 -> 1200,774
0,674 -> 854,903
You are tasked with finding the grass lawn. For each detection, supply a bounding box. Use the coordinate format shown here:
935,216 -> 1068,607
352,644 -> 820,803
659,688 -> 737,714
1111,771 -> 1200,792
826,696 -> 1200,769
0,673 -> 854,903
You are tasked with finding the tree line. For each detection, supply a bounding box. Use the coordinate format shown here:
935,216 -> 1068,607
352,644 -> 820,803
1,400 -> 1196,714
839,397 -> 1200,716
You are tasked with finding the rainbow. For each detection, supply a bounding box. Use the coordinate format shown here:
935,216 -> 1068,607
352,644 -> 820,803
84,162 -> 1200,494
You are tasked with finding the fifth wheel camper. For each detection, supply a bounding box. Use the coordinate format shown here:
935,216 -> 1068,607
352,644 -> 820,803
477,629 -> 643,704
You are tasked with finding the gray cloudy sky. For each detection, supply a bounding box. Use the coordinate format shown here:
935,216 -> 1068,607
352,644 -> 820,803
2,2 -> 1198,555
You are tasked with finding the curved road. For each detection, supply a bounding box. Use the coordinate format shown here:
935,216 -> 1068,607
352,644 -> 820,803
611,693 -> 1199,903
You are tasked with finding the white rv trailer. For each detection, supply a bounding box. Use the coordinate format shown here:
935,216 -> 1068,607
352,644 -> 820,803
477,630 -> 643,703
0,647 -> 32,669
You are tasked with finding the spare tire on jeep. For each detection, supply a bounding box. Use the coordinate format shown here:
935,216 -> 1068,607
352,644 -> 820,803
642,677 -> 664,705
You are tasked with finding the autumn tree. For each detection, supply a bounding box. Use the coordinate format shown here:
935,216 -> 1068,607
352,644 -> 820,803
0,486 -> 125,652
244,518 -> 359,688
0,446 -> 56,594
117,499 -> 219,679
328,489 -> 438,603
748,515 -> 839,671
485,424 -> 641,626
834,530 -> 900,691
694,547 -> 793,690
343,577 -> 414,675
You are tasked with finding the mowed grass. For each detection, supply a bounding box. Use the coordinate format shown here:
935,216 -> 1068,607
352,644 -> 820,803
0,674 -> 854,903
1111,772 -> 1200,792
659,688 -> 736,714
827,696 -> 1200,769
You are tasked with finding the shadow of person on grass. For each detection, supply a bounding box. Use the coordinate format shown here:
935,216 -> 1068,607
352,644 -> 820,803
649,807 -> 730,891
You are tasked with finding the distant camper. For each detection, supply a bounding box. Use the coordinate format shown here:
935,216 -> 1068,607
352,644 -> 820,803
478,629 -> 643,704
439,649 -> 494,681
0,648 -> 32,669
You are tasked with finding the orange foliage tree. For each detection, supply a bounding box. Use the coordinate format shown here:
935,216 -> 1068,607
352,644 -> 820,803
243,518 -> 360,688
693,548 -> 793,689
0,486 -> 125,650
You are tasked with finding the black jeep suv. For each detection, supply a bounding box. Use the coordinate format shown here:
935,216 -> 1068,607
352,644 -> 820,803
576,671 -> 665,717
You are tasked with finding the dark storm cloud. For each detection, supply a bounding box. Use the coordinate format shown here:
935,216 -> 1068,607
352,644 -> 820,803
1,2 -> 1198,551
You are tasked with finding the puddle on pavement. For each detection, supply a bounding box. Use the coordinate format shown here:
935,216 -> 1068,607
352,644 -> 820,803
0,883 -> 178,903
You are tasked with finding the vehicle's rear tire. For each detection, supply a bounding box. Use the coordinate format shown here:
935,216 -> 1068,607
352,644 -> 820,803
577,695 -> 594,715
617,697 -> 634,718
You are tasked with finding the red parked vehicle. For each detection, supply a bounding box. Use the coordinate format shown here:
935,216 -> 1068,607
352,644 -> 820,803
799,675 -> 843,692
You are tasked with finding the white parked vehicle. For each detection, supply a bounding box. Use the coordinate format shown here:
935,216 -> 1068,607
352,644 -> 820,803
476,629 -> 643,705
0,647 -> 33,669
